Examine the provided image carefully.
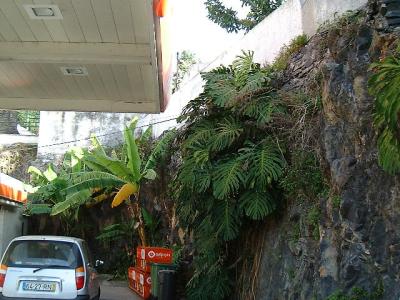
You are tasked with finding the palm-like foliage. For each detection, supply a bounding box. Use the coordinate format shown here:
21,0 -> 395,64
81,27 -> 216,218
49,118 -> 176,246
369,53 -> 400,174
174,52 -> 285,299
25,149 -> 91,234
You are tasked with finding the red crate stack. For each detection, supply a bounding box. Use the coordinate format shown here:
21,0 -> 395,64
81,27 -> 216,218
128,246 -> 173,299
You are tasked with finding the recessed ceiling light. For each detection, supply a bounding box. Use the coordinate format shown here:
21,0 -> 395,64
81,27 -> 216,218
61,67 -> 89,76
24,5 -> 63,20
32,7 -> 55,17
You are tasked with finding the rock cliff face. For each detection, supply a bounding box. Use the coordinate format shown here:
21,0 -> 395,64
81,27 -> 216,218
256,6 -> 400,300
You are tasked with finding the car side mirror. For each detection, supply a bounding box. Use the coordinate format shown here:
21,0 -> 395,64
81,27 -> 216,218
95,259 -> 104,267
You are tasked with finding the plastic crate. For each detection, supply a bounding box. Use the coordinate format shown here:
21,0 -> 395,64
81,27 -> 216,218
136,257 -> 151,273
135,282 -> 151,299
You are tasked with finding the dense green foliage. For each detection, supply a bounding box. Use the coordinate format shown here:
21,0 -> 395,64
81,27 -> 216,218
280,150 -> 327,202
17,111 -> 40,134
272,34 -> 308,71
326,282 -> 384,300
26,121 -> 175,246
205,0 -> 282,33
25,148 -> 91,234
172,50 -> 197,93
369,50 -> 400,174
173,51 -> 288,299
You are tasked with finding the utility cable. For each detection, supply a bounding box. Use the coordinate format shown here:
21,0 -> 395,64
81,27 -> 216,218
0,116 -> 179,154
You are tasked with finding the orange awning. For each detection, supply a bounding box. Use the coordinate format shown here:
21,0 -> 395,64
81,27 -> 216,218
154,0 -> 168,17
0,173 -> 27,204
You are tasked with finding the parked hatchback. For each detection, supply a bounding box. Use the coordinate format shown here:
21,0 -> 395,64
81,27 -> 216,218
0,236 -> 101,300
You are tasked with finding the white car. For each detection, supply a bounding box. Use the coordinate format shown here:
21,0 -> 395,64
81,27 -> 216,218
0,236 -> 101,300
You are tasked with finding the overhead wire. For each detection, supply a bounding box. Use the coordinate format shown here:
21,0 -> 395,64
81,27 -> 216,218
0,116 -> 179,154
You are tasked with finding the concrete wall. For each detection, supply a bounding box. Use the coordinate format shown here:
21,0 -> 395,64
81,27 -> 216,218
301,0 -> 368,35
37,112 -> 138,162
0,111 -> 18,134
0,204 -> 24,256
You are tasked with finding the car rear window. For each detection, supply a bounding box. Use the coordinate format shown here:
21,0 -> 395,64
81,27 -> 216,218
2,240 -> 83,269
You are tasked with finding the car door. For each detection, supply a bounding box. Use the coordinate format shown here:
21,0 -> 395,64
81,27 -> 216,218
81,241 -> 99,298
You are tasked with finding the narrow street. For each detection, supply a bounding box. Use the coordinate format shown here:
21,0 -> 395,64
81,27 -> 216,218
100,280 -> 141,300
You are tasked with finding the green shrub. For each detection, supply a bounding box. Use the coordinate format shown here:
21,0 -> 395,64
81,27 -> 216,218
326,282 -> 384,300
175,52 -> 286,299
280,150 -> 328,202
307,206 -> 320,240
332,195 -> 341,209
369,51 -> 400,174
272,34 -> 309,71
17,110 -> 40,135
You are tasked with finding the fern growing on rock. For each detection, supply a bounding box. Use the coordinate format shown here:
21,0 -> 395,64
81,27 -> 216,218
369,52 -> 400,174
174,52 -> 286,299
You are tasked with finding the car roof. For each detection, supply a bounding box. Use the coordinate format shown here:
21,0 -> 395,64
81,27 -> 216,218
11,235 -> 84,243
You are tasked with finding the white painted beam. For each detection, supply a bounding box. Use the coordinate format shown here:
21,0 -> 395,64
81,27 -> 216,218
0,98 -> 160,113
0,42 -> 151,65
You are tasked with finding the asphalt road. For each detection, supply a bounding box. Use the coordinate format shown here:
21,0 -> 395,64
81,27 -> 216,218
100,280 -> 141,300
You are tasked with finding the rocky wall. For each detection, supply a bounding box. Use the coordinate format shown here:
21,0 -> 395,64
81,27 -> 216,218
256,5 -> 400,300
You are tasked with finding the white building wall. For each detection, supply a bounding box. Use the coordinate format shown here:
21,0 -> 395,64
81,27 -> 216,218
37,112 -> 138,162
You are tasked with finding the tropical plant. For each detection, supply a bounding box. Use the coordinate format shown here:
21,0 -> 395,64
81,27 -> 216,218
96,219 -> 138,278
174,51 -> 286,299
25,148 -> 88,234
50,119 -> 176,246
204,0 -> 283,33
172,50 -> 197,93
369,49 -> 400,174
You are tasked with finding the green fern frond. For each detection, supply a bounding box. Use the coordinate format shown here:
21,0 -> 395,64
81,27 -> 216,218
177,158 -> 201,191
197,169 -> 212,193
215,200 -> 240,241
178,95 -> 211,124
242,96 -> 278,124
193,148 -> 210,166
377,128 -> 400,174
240,141 -> 285,188
144,129 -> 176,171
237,70 -> 268,98
184,121 -> 215,150
369,53 -> 400,174
207,80 -> 237,108
232,50 -> 258,88
212,158 -> 245,199
239,190 -> 276,220
211,117 -> 243,152
96,224 -> 125,241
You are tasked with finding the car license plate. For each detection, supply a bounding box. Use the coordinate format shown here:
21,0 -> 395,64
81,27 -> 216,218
22,281 -> 56,292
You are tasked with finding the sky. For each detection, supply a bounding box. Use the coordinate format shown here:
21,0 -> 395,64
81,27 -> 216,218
171,0 -> 247,64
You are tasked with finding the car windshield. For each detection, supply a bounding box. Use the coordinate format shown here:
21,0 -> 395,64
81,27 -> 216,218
2,240 -> 82,269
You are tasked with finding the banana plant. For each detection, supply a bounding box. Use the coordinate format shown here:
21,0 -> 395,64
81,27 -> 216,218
51,117 -> 176,246
25,150 -> 88,235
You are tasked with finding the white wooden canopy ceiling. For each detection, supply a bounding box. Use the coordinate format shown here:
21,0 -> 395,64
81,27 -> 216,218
0,0 -> 166,113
